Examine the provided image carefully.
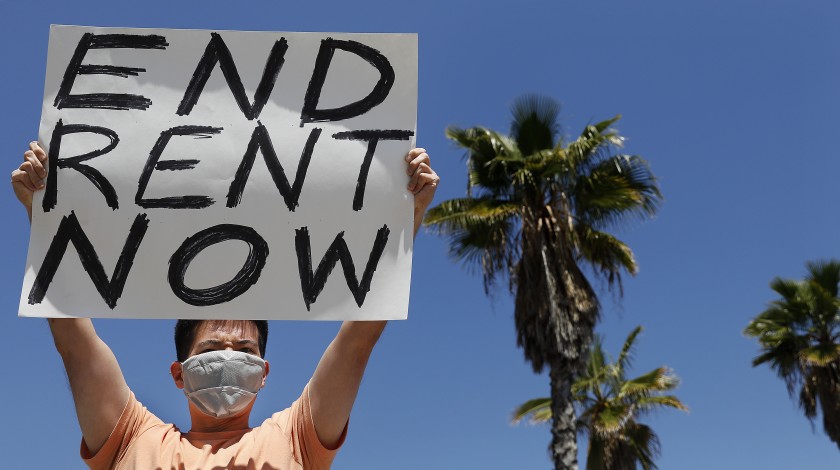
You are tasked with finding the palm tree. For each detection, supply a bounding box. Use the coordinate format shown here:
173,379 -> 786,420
744,259 -> 840,449
512,326 -> 687,470
425,95 -> 661,469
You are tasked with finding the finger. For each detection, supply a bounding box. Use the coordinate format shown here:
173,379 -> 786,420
407,162 -> 431,191
12,169 -> 37,192
404,148 -> 427,163
30,141 -> 47,162
24,150 -> 47,179
406,152 -> 430,176
412,172 -> 440,194
407,163 -> 433,192
20,161 -> 44,189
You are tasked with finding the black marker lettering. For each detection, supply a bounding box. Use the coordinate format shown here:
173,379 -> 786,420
177,33 -> 288,120
136,126 -> 222,209
300,38 -> 395,126
77,64 -> 145,78
155,159 -> 200,171
43,120 -> 120,212
294,225 -> 390,310
54,33 -> 168,110
227,124 -> 321,211
168,224 -> 269,306
28,211 -> 149,309
332,130 -> 414,210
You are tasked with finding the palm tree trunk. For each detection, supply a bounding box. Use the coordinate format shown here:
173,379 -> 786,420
514,207 -> 598,469
549,359 -> 578,469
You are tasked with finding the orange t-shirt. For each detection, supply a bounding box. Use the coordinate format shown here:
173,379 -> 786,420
81,385 -> 343,470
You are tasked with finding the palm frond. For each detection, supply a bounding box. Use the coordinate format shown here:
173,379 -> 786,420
799,344 -> 840,367
590,403 -> 633,436
521,148 -> 570,183
445,126 -> 521,194
424,197 -> 519,290
624,423 -> 661,470
807,280 -> 840,326
563,116 -> 623,172
510,94 -> 560,157
574,224 -> 637,290
585,436 -> 608,470
511,397 -> 552,425
616,326 -> 643,373
769,277 -> 802,302
621,367 -> 680,397
574,155 -> 662,230
806,259 -> 840,298
634,395 -> 689,414
799,376 -> 819,420
750,348 -> 803,395
588,115 -> 623,136
424,197 -> 519,230
574,338 -> 610,398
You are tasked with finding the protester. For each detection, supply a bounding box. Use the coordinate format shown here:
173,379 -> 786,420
11,141 -> 438,470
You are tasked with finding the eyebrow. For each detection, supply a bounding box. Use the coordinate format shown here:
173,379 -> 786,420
194,339 -> 259,350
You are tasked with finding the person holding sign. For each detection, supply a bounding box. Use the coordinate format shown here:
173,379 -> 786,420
11,142 -> 439,470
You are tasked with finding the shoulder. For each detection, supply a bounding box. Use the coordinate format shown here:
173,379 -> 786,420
259,402 -> 295,433
82,391 -> 176,469
267,385 -> 345,467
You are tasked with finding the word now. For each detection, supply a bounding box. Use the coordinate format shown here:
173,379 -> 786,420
28,211 -> 390,310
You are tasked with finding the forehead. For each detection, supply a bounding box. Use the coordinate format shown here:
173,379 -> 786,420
191,320 -> 260,345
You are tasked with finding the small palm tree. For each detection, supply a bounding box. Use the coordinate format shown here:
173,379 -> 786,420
426,95 -> 661,469
513,326 -> 687,470
744,259 -> 840,449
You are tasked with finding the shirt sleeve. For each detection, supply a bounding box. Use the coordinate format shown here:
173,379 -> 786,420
278,382 -> 347,470
80,391 -> 163,470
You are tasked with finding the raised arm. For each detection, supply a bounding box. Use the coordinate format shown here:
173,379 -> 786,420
12,142 -> 129,455
308,148 -> 438,447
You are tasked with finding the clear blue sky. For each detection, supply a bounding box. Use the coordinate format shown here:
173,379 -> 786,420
2,0 -> 839,468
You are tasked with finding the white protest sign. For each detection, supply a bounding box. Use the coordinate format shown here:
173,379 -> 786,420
19,25 -> 418,320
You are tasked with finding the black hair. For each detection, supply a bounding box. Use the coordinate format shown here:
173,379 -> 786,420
174,320 -> 269,362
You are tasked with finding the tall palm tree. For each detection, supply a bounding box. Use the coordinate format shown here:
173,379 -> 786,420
744,259 -> 840,449
512,327 -> 687,470
425,95 -> 661,469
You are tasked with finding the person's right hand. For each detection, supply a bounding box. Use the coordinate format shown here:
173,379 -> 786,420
11,141 -> 48,220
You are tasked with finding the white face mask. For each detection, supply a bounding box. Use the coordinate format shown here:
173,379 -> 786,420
181,350 -> 266,418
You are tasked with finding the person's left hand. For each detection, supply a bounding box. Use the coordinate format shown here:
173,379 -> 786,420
405,148 -> 439,219
11,141 -> 48,221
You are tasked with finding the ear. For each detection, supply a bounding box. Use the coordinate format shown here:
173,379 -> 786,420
170,361 -> 185,389
261,360 -> 270,389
